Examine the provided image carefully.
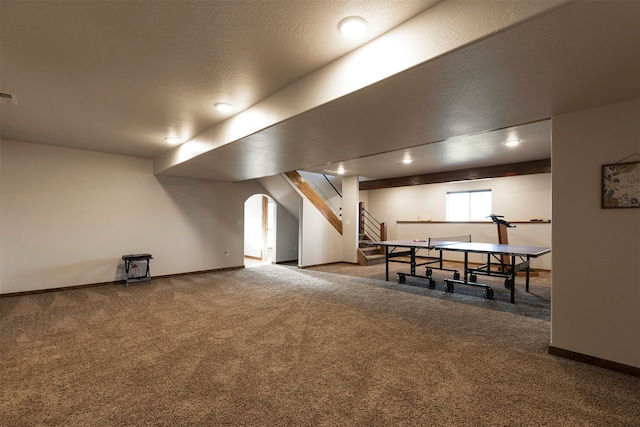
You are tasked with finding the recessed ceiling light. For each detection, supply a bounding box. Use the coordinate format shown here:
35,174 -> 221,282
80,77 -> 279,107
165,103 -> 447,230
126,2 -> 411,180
215,102 -> 234,113
505,139 -> 520,147
337,166 -> 345,175
164,137 -> 180,145
338,16 -> 367,39
402,158 -> 413,164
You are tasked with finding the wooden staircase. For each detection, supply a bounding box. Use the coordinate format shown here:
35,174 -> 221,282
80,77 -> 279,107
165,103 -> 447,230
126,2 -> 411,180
357,234 -> 386,266
357,202 -> 387,266
283,172 -> 385,266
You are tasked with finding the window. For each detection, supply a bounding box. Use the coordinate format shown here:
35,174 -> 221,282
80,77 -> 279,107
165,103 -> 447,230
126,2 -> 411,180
446,190 -> 492,221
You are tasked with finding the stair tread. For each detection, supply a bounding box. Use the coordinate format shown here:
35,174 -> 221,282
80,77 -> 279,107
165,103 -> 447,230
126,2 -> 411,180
360,248 -> 381,254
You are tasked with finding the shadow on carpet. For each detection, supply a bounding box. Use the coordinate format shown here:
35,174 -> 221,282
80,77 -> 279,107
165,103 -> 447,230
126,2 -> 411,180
296,262 -> 551,321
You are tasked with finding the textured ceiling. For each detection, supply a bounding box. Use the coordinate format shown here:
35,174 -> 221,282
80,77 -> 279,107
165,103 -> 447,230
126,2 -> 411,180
1,1 -> 638,182
0,0 -> 438,158
156,0 -> 639,181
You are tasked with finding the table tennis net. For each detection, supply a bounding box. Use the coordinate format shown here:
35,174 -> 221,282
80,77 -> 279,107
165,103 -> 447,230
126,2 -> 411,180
427,235 -> 472,246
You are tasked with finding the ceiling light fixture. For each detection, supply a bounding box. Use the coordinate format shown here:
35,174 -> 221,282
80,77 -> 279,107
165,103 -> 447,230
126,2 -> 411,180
505,139 -> 520,147
338,16 -> 367,39
215,102 -> 234,113
164,137 -> 180,145
402,158 -> 413,164
337,166 -> 345,175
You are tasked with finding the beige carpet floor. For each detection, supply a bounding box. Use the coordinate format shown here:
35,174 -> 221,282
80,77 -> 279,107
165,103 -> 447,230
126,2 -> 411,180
1,264 -> 638,426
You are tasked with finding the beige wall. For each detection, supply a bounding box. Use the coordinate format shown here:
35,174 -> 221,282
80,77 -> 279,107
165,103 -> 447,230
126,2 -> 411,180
363,173 -> 551,240
551,98 -> 639,368
0,140 -> 266,294
275,204 -> 298,263
341,176 -> 359,264
299,198 -> 343,267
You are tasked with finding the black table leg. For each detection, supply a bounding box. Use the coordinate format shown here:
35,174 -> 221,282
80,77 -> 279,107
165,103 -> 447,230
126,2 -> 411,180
463,251 -> 469,283
510,255 -> 516,303
385,246 -> 389,281
410,248 -> 416,276
526,256 -> 531,292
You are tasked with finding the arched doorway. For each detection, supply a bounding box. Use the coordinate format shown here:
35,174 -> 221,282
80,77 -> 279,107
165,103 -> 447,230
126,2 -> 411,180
244,194 -> 276,267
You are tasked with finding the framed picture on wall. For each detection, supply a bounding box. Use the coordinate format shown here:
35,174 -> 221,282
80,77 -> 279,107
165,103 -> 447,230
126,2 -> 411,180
602,161 -> 640,208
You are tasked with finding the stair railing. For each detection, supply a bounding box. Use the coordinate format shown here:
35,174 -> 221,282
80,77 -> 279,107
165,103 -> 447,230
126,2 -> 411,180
359,202 -> 387,243
323,174 -> 342,198
321,174 -> 343,219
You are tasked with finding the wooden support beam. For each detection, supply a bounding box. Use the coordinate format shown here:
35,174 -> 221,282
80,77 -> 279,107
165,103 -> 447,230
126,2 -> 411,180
284,171 -> 343,235
359,159 -> 551,191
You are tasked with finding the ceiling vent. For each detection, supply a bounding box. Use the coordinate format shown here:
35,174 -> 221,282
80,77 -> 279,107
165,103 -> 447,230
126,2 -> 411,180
0,92 -> 18,105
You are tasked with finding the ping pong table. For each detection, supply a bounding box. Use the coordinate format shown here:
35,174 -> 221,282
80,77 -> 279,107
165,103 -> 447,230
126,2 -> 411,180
375,236 -> 551,303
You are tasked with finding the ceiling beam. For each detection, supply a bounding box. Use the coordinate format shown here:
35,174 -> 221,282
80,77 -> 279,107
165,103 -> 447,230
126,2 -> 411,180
154,1 -> 566,177
359,159 -> 551,191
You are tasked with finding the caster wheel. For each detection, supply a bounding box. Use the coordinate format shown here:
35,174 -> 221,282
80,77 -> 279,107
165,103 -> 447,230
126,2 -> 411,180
484,288 -> 494,300
453,271 -> 460,280
470,274 -> 477,282
504,278 -> 512,289
398,274 -> 406,284
428,278 -> 436,290
445,281 -> 454,293
426,268 -> 433,278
